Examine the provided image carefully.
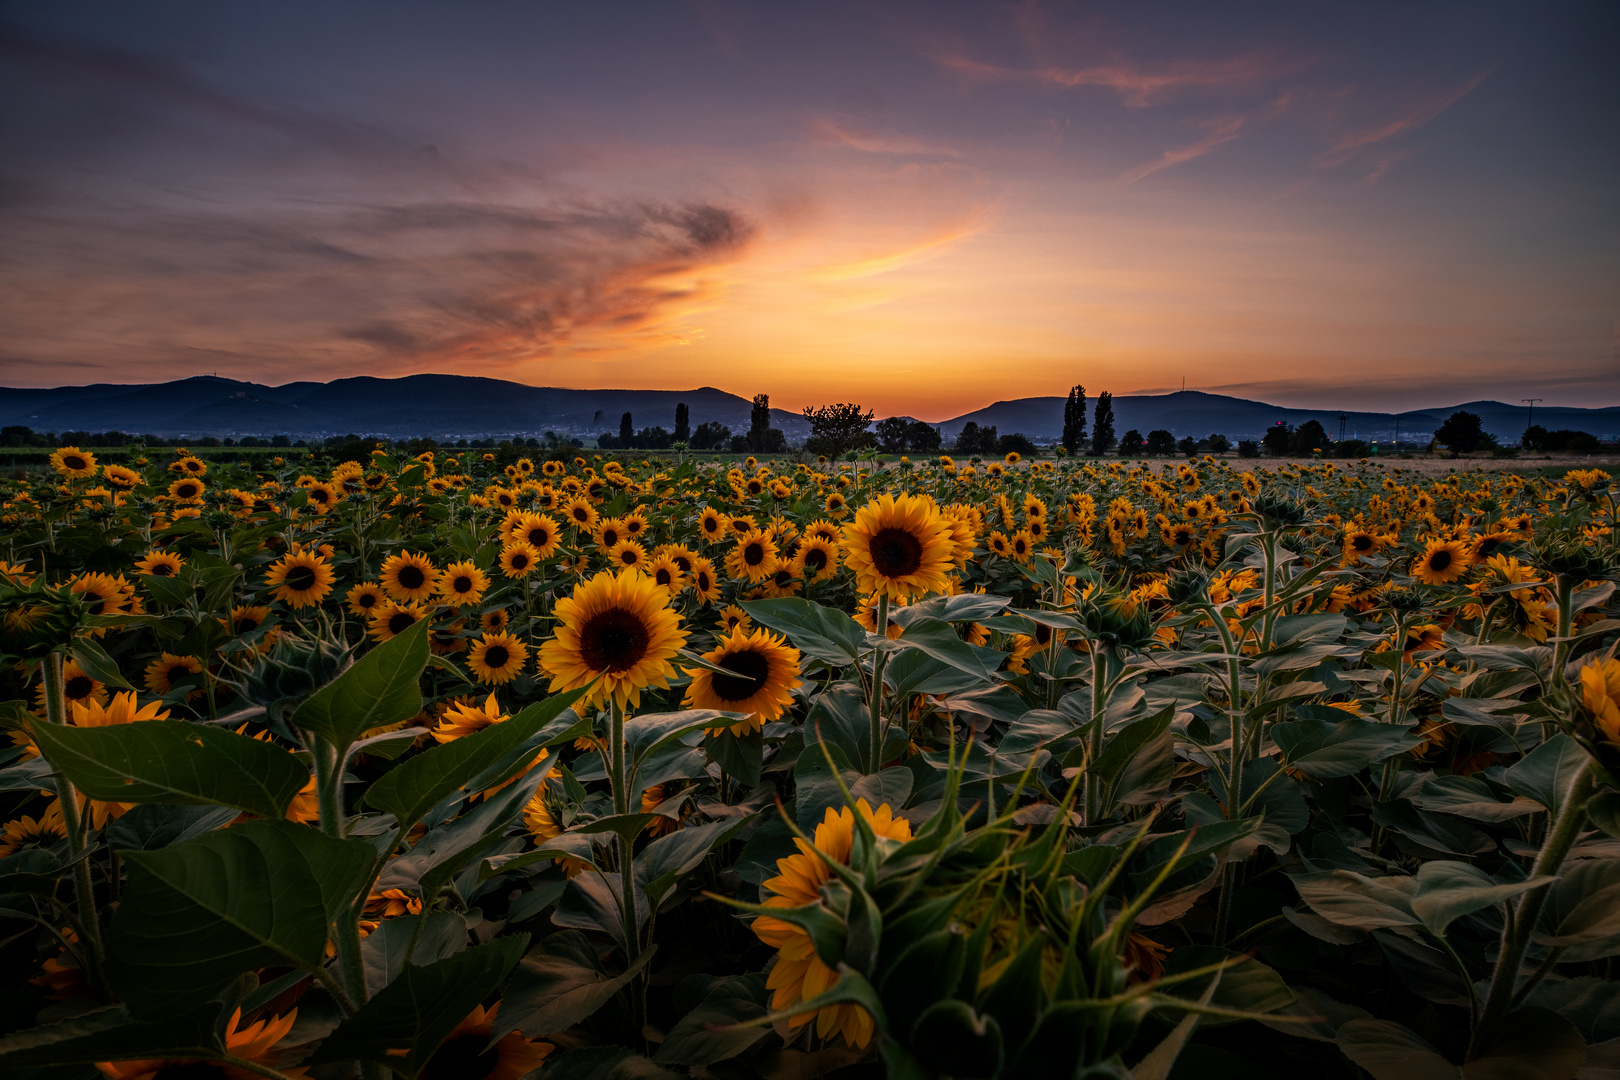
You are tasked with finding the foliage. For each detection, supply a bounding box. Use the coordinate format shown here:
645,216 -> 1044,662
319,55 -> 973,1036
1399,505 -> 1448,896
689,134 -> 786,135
1062,384 -> 1088,454
0,444 -> 1616,1079
803,404 -> 877,461
1091,391 -> 1117,454
1436,411 -> 1491,455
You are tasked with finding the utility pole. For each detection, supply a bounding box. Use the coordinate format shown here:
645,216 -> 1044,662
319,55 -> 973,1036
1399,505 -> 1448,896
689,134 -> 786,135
1522,398 -> 1542,431
1339,413 -> 1346,441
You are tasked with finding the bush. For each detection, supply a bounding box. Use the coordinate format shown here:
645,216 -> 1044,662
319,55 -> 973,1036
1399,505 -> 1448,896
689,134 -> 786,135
1237,439 -> 1260,458
1145,429 -> 1177,456
997,432 -> 1036,457
1205,433 -> 1231,454
1119,429 -> 1145,454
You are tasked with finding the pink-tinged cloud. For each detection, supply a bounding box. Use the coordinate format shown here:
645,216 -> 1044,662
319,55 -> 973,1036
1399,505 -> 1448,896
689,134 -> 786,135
810,118 -> 960,158
938,51 -> 1286,106
1119,114 -> 1246,185
1315,66 -> 1497,169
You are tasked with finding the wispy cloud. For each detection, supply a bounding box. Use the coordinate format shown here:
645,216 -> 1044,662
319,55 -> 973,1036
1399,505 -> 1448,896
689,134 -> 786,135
1119,114 -> 1246,185
810,118 -> 959,158
938,51 -> 1286,106
806,216 -> 986,283
1315,66 -> 1497,171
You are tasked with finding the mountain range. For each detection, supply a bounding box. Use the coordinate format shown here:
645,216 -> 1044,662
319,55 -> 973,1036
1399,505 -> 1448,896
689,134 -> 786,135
2,375 -> 1617,444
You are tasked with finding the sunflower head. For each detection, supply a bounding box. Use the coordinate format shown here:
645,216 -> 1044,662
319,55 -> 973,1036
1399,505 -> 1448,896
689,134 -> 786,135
685,626 -> 802,736
538,570 -> 688,711
380,551 -> 440,602
468,631 -> 529,686
840,494 -> 956,602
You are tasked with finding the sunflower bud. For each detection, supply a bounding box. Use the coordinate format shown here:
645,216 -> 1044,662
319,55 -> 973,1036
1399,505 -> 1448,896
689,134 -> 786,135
1252,491 -> 1310,528
1166,564 -> 1210,606
237,631 -> 355,732
1382,587 -> 1428,614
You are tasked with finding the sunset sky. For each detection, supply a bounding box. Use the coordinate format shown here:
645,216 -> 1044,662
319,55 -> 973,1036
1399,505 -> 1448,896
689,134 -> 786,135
1,1 -> 1615,419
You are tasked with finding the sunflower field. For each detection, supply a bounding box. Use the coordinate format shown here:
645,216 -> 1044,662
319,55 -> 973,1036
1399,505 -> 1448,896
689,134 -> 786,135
1,444 -> 1618,1080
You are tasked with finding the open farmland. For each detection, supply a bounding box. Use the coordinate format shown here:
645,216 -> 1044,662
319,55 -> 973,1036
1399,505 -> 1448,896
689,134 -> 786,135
0,446 -> 1617,1078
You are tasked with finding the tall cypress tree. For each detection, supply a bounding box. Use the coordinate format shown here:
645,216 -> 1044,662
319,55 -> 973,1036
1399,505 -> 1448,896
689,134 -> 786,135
1090,392 -> 1116,455
1062,384 -> 1087,454
748,393 -> 771,452
674,402 -> 690,443
620,412 -> 633,445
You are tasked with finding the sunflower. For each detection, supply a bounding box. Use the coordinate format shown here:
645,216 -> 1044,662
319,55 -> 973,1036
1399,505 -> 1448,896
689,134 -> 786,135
607,539 -> 648,571
1581,658 -> 1620,742
134,550 -> 185,578
697,506 -> 725,543
825,492 -> 848,517
345,582 -> 387,617
173,455 -> 208,476
437,561 -> 490,606
1160,522 -> 1198,553
986,531 -> 1012,558
49,447 -> 98,479
266,551 -> 335,609
562,497 -> 598,533
684,626 -> 802,736
790,537 -> 840,584
594,517 -> 627,551
854,595 -> 904,640
722,530 -> 777,584
1342,529 -> 1382,562
1411,539 -> 1472,586
804,519 -> 842,545
0,803 -> 66,858
498,542 -> 540,579
538,570 -> 688,710
839,494 -> 956,602
508,511 -> 561,558
649,555 -> 685,597
102,464 -> 141,489
380,550 -> 440,602
468,631 -> 529,685
96,1008 -> 307,1080
480,608 -> 510,634
368,601 -> 427,643
1009,529 -> 1035,563
1399,623 -> 1446,654
222,604 -> 275,638
166,477 -> 205,503
754,801 -> 912,1049
414,1001 -> 552,1080
523,794 -> 590,877
690,557 -> 722,604
142,653 -> 204,699
622,510 -> 650,539
69,572 -> 130,617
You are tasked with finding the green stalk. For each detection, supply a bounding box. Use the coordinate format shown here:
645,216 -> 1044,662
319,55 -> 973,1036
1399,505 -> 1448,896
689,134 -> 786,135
1083,645 -> 1109,825
1550,573 -> 1576,686
40,651 -> 107,994
868,593 -> 890,773
1469,760 -> 1596,1058
607,698 -> 648,1038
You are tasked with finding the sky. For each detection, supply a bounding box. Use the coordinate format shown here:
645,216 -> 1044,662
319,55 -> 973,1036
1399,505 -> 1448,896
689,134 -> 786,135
1,0 -> 1616,420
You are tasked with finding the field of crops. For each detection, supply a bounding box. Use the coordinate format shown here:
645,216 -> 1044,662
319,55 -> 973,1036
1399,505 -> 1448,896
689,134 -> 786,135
1,444 -> 1617,1080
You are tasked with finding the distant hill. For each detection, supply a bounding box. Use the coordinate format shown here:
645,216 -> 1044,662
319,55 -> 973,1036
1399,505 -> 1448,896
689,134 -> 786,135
0,375 -> 811,440
2,377 -> 1616,444
937,391 -> 1620,444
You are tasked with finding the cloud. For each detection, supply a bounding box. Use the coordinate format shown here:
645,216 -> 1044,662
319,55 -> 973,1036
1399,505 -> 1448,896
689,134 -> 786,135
1315,67 -> 1497,171
810,118 -> 960,158
1119,115 -> 1246,185
938,50 -> 1286,106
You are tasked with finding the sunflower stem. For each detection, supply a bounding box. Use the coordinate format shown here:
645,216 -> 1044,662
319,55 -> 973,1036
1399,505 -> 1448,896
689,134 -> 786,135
608,698 -> 646,1038
1470,759 -> 1595,1058
40,650 -> 108,998
868,594 -> 890,773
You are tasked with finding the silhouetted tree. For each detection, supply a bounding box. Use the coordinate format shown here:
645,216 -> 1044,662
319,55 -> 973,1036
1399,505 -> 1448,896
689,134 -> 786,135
748,394 -> 772,451
954,422 -> 998,455
875,416 -> 911,453
691,421 -> 730,451
804,402 -> 876,460
620,412 -> 633,444
1289,419 -> 1330,455
1435,411 -> 1488,455
1119,429 -> 1145,454
906,421 -> 942,453
1090,392 -> 1116,454
1205,433 -> 1231,454
1177,436 -> 1197,456
674,403 -> 690,444
1146,429 -> 1177,456
1062,384 -> 1087,454
1262,423 -> 1292,456
997,432 -> 1036,457
1237,439 -> 1260,458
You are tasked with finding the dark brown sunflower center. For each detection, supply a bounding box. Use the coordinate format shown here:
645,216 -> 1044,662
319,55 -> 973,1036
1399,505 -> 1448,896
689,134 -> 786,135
697,571 -> 712,590
167,665 -> 191,683
310,488 -> 329,503
573,507 -> 589,521
509,552 -> 531,570
235,617 -> 260,632
711,649 -> 770,701
579,609 -> 652,673
743,543 -> 767,567
773,570 -> 793,587
358,592 -> 377,608
1428,550 -> 1453,572
527,527 -> 550,546
655,568 -> 673,586
397,565 -> 426,590
1352,535 -> 1374,551
1035,624 -> 1053,646
420,1031 -> 498,1080
150,562 -> 176,576
869,528 -> 923,577
703,519 -> 719,532
453,575 -> 475,593
482,645 -> 511,669
178,484 -> 198,497
64,456 -> 86,469
600,529 -> 620,547
64,675 -> 94,699
388,612 -> 417,635
673,555 -> 692,572
802,548 -> 828,572
286,566 -> 317,591
150,1063 -> 230,1080
1477,537 -> 1501,557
